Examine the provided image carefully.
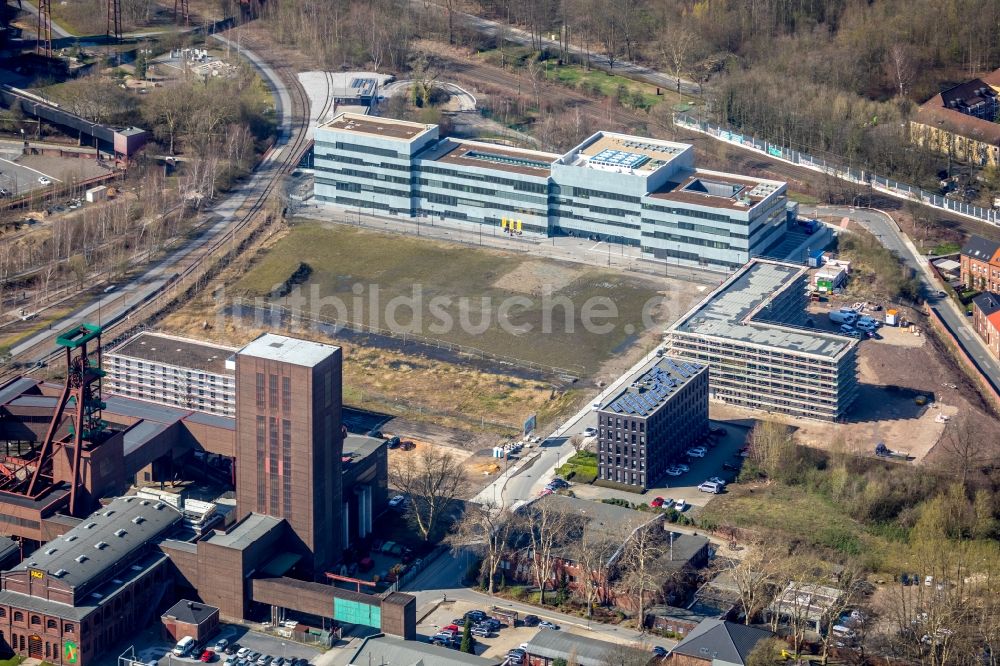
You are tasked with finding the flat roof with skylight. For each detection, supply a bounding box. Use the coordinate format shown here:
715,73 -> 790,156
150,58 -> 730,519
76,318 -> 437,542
238,334 -> 340,368
320,113 -> 434,142
421,138 -> 557,177
562,132 -> 691,174
649,169 -> 785,211
672,260 -> 856,360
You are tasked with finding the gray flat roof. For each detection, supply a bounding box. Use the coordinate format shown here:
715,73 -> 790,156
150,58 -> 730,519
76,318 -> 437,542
107,332 -> 237,376
601,357 -> 704,417
239,334 -> 339,368
671,260 -> 856,360
12,495 -> 181,594
0,377 -> 39,406
184,411 -> 236,430
204,513 -> 283,550
122,420 -> 171,457
104,395 -> 191,424
350,634 -> 499,666
526,629 -> 647,666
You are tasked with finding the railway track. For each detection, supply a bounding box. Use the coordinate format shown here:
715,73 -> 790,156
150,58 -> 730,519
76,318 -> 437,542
0,30 -> 313,380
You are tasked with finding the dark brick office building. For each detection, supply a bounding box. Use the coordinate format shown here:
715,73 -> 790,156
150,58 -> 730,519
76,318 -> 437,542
597,357 -> 708,490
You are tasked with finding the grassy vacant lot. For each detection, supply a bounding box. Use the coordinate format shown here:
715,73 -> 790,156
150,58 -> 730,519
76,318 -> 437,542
700,483 -> 873,559
234,222 -> 669,374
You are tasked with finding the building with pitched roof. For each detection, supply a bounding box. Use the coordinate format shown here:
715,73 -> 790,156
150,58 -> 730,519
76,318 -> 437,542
669,618 -> 772,666
349,633 -> 500,666
0,495 -> 183,666
314,113 -> 798,272
972,292 -> 1000,358
504,495 -> 710,613
910,69 -> 1000,167
525,629 -> 648,666
960,234 -> 1000,291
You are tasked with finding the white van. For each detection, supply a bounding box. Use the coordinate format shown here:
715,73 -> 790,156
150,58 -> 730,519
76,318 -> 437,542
173,636 -> 196,657
698,481 -> 722,494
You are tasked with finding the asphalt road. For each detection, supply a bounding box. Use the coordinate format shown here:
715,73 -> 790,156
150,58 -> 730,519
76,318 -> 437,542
804,205 -> 1000,394
472,345 -> 667,508
9,37 -> 295,363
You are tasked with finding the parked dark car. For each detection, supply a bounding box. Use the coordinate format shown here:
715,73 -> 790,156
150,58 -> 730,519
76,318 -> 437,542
522,614 -> 540,627
386,436 -> 401,449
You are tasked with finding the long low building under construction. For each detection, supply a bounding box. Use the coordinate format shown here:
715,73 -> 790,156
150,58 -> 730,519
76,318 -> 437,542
664,259 -> 859,421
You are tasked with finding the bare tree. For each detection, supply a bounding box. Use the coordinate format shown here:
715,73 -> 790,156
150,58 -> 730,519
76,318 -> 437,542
617,517 -> 666,631
569,525 -> 618,618
390,447 -> 467,541
448,499 -> 515,596
748,420 -> 795,481
520,500 -> 571,605
937,416 -> 994,486
660,23 -> 697,95
723,537 -> 786,624
885,43 -> 916,98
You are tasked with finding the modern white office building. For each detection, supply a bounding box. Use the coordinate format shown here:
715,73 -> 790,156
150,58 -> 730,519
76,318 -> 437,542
664,259 -> 860,421
104,332 -> 238,416
313,113 -> 797,272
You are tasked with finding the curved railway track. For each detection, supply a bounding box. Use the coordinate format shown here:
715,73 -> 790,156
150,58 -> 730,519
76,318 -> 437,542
0,31 -> 312,380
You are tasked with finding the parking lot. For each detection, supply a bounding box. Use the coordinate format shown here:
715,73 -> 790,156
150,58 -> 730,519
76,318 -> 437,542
127,624 -> 322,666
571,419 -> 752,511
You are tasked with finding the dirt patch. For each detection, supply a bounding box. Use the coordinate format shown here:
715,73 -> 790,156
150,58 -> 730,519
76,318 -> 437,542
710,308 -> 994,463
493,260 -> 578,296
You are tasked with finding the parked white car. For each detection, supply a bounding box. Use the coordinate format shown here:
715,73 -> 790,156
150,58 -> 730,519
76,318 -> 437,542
583,427 -> 597,437
388,494 -> 407,508
673,499 -> 687,511
38,176 -> 52,186
665,467 -> 683,477
686,447 -> 706,458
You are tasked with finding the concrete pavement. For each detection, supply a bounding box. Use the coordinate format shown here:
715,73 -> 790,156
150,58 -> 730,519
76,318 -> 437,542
805,205 -> 1000,394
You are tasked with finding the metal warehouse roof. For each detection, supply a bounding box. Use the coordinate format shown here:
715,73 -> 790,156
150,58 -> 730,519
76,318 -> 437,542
525,629 -> 647,666
11,495 -> 182,594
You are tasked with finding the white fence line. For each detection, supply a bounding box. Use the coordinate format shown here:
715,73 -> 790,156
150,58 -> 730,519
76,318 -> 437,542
674,114 -> 1000,227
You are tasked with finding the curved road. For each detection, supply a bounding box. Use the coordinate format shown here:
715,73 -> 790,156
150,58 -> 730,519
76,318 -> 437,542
804,204 -> 1000,393
10,36 -> 297,362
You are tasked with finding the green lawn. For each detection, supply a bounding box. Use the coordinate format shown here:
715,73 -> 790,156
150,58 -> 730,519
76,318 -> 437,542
929,241 -> 961,256
234,222 -> 668,374
557,450 -> 598,483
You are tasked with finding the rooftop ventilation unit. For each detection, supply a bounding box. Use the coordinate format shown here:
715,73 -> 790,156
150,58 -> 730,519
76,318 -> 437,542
75,555 -> 88,563
114,529 -> 127,537
95,541 -> 108,550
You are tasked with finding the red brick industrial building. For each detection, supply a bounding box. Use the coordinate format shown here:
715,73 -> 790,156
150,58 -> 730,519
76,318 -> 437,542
0,330 -> 410,666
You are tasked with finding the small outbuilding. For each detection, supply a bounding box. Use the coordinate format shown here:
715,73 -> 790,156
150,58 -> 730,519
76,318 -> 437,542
161,599 -> 219,644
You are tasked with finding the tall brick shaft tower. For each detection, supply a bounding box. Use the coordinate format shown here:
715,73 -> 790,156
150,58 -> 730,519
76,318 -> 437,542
235,334 -> 343,571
